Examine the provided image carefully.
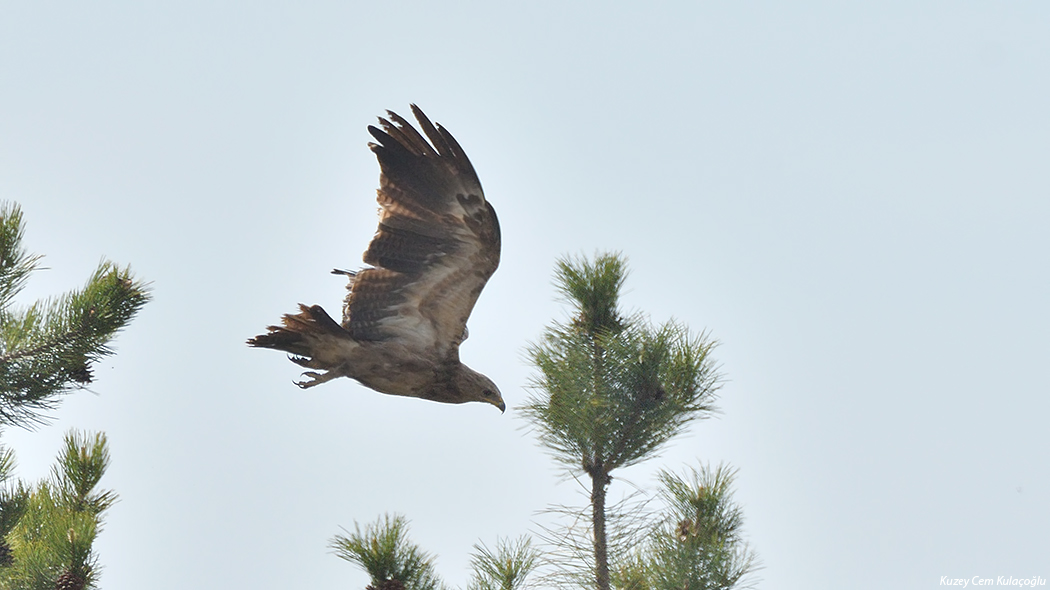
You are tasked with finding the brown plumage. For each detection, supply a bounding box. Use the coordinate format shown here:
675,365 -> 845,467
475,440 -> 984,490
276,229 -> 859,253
248,105 -> 504,412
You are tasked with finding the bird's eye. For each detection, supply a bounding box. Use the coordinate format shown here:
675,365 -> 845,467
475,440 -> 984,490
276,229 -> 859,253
482,389 -> 494,397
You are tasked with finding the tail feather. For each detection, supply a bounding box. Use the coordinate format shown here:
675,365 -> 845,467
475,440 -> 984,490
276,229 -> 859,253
247,304 -> 347,355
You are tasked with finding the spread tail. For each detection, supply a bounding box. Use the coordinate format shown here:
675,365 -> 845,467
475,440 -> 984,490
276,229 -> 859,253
247,304 -> 346,356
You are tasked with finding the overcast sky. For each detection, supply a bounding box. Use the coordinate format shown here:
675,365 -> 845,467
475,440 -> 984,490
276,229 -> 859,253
1,2 -> 1047,589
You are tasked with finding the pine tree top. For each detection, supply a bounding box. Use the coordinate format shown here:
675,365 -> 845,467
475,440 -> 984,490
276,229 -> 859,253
523,252 -> 722,477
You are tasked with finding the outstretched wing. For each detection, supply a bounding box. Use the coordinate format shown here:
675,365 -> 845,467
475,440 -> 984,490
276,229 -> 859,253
341,105 -> 500,361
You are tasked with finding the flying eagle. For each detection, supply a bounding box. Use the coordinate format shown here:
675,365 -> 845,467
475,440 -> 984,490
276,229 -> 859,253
248,105 -> 505,412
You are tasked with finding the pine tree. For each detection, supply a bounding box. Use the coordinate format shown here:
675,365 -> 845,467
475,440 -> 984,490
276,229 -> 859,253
638,464 -> 759,590
522,253 -> 721,590
0,202 -> 150,427
0,202 -> 147,590
0,431 -> 115,590
332,515 -> 545,590
330,514 -> 447,590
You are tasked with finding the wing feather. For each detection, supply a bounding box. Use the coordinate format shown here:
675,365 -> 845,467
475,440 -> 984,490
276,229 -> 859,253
382,109 -> 436,155
342,106 -> 500,360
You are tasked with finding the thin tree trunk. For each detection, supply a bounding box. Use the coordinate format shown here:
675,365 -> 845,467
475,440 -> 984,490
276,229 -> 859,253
588,318 -> 612,590
590,468 -> 611,590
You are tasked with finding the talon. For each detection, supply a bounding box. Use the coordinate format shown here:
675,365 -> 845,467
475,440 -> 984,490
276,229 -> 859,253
288,354 -> 314,368
296,370 -> 340,389
298,372 -> 320,389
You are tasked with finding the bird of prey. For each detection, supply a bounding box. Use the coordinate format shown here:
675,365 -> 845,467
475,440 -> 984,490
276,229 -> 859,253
248,105 -> 505,412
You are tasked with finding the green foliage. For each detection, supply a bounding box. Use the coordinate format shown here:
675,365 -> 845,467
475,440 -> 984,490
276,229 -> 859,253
330,514 -> 446,590
3,484 -> 98,590
0,447 -> 15,485
0,202 -> 150,428
553,254 -> 628,337
611,554 -> 652,590
0,205 -> 134,589
466,536 -> 541,590
523,253 -> 721,478
51,432 -> 115,517
331,521 -> 545,590
638,464 -> 759,590
0,431 -> 115,590
0,448 -> 29,562
0,208 -> 42,315
526,319 -> 719,477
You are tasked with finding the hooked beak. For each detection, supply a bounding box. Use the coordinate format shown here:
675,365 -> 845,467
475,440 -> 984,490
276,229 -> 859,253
497,400 -> 506,414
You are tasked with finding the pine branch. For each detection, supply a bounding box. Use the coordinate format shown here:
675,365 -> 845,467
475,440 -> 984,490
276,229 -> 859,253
2,482 -> 100,590
524,293 -> 720,477
0,203 -> 151,427
639,464 -> 761,590
51,431 -> 116,517
533,484 -> 655,590
0,431 -> 115,590
466,536 -> 542,590
0,261 -> 150,427
330,514 -> 446,590
0,204 -> 42,312
554,253 -> 628,338
603,322 -> 721,472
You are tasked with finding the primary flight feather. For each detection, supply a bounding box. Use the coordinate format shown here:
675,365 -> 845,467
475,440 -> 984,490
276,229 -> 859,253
248,105 -> 504,412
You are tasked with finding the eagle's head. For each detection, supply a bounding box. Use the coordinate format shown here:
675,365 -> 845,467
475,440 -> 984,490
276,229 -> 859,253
456,366 -> 506,413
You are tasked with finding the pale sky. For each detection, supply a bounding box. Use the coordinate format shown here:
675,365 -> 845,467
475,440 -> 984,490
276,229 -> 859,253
1,2 -> 1047,589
